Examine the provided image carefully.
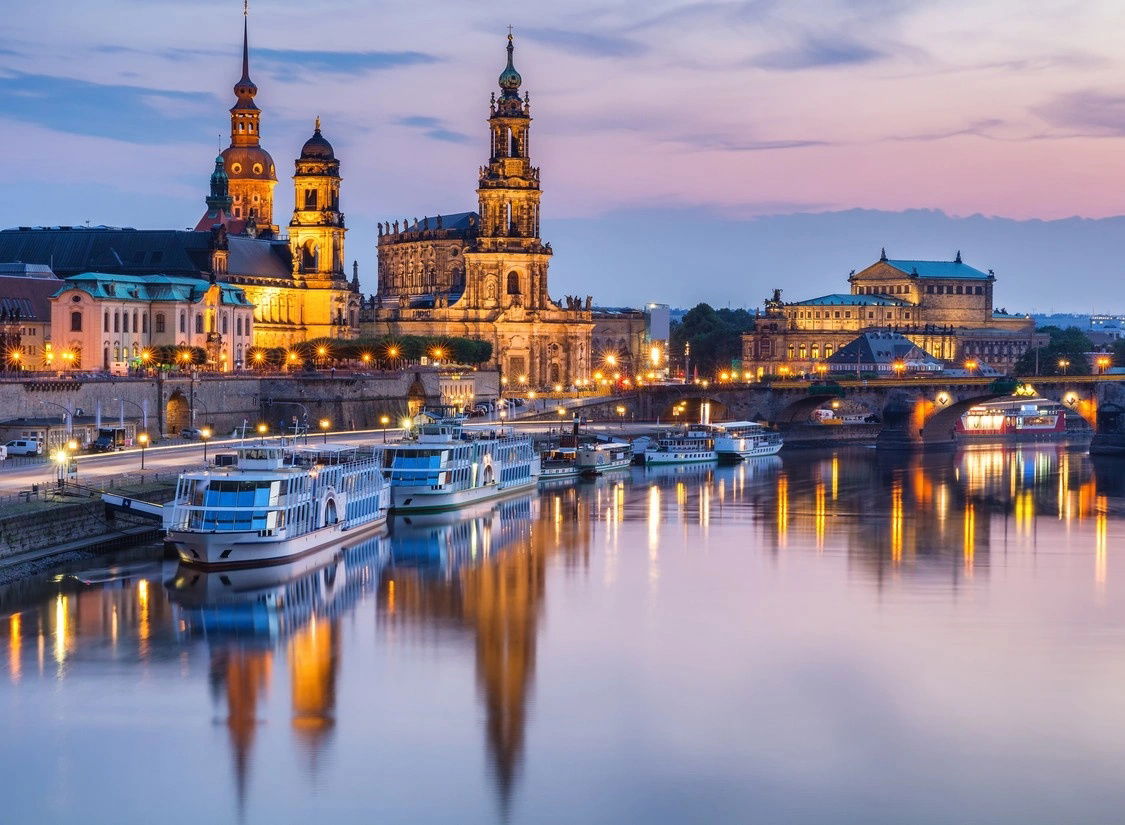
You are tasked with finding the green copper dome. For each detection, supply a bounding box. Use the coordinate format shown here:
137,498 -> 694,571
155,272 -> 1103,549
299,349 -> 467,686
498,33 -> 522,95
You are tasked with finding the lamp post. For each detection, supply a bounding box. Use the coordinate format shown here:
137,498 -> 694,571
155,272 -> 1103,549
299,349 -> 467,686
137,431 -> 149,469
257,422 -> 268,444
320,418 -> 331,444
1097,355 -> 1112,375
199,427 -> 211,463
892,360 -> 906,378
380,414 -> 390,443
1057,358 -> 1070,375
965,359 -> 979,377
616,404 -> 626,429
53,446 -> 69,489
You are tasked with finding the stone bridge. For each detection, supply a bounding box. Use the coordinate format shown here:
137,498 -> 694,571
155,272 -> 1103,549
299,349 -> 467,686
581,376 -> 1125,451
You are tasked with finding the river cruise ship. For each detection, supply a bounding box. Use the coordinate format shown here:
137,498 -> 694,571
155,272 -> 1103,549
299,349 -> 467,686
642,425 -> 718,465
540,445 -> 581,480
956,398 -> 1068,441
379,418 -> 541,513
578,441 -> 633,475
166,443 -> 390,569
713,421 -> 784,460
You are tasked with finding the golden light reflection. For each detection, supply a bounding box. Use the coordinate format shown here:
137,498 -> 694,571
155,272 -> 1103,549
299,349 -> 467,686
699,481 -> 710,530
890,475 -> 903,565
53,594 -> 68,665
963,502 -> 975,577
9,613 -> 21,684
1015,490 -> 1035,536
830,454 -> 839,501
776,472 -> 789,547
1096,495 -> 1108,590
814,481 -> 826,552
137,579 -> 151,659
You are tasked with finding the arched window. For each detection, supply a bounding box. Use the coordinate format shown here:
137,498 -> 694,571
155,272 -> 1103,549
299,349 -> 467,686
221,315 -> 228,334
70,311 -> 82,332
114,311 -> 120,333
113,343 -> 121,361
132,311 -> 138,333
195,313 -> 203,334
179,311 -> 186,334
302,241 -> 318,270
506,271 -> 521,295
142,314 -> 148,333
155,313 -> 166,334
236,317 -> 242,336
103,311 -> 109,332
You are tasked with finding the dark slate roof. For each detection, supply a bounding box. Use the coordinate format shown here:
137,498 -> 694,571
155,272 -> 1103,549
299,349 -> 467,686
827,332 -> 940,365
0,227 -> 292,281
0,273 -> 60,321
0,227 -> 210,277
228,235 -> 291,278
789,293 -> 909,307
405,212 -> 478,232
885,259 -> 992,280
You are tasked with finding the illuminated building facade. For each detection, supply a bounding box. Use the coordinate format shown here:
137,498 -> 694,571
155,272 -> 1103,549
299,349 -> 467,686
742,251 -> 1043,377
363,35 -> 593,386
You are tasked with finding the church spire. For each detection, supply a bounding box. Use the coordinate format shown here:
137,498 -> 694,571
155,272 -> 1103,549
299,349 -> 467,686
206,155 -> 233,213
498,30 -> 522,100
233,0 -> 258,107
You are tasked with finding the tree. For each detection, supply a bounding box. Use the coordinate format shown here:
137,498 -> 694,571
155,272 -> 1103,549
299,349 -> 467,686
1014,326 -> 1093,375
670,303 -> 756,376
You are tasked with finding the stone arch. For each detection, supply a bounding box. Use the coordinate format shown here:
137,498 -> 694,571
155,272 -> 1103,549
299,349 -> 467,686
920,393 -> 1009,446
166,390 -> 189,434
773,394 -> 846,427
407,376 -> 427,417
658,396 -> 729,424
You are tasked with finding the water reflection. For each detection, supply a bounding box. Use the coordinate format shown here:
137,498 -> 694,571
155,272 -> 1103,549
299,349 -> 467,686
0,443 -> 1123,823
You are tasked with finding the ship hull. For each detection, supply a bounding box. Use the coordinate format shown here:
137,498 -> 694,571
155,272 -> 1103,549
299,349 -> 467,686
391,476 -> 539,513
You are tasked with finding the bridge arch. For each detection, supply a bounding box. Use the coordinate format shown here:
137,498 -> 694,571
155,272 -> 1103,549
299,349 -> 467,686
166,390 -> 189,434
657,396 -> 729,424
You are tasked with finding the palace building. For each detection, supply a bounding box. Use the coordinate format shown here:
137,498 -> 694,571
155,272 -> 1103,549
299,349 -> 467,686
0,10 -> 359,367
361,35 -> 594,386
742,250 -> 1044,377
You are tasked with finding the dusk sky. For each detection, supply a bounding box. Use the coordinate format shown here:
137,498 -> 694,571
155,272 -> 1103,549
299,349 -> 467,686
5,0 -> 1125,310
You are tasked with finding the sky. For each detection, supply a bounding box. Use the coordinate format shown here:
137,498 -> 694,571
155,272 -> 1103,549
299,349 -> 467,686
4,0 -> 1125,311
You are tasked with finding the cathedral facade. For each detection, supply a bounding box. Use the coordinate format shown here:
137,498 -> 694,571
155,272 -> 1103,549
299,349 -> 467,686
361,35 -> 593,387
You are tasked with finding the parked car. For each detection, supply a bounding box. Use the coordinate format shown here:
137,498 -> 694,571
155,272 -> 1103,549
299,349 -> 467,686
89,427 -> 127,453
4,439 -> 41,456
180,428 -> 204,440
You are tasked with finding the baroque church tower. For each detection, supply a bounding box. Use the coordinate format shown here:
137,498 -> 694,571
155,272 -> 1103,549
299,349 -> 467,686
289,118 -> 346,288
221,4 -> 278,237
466,33 -> 550,310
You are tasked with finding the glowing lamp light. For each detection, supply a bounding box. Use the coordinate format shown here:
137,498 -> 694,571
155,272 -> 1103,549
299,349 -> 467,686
317,346 -> 327,357
379,415 -> 390,426
137,432 -> 149,446
649,345 -> 661,366
319,418 -> 330,430
604,354 -> 617,367
556,406 -> 566,417
256,423 -> 268,435
66,439 -> 79,451
553,384 -> 563,393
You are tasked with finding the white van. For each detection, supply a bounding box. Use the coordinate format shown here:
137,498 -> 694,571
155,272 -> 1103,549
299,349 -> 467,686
5,439 -> 41,456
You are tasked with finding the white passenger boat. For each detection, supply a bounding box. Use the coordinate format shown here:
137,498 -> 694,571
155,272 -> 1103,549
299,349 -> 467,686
713,421 -> 783,460
642,425 -> 718,465
540,445 -> 581,480
379,418 -> 541,513
578,441 -> 633,475
166,443 -> 390,569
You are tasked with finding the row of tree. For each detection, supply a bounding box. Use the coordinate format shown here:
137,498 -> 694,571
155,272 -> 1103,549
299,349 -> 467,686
1013,326 -> 1099,375
670,304 -> 756,374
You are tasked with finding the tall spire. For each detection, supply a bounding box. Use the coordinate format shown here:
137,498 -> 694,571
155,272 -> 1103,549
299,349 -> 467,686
498,30 -> 522,99
241,1 -> 250,82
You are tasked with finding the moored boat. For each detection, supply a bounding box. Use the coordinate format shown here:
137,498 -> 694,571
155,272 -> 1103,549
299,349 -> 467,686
379,417 -> 540,513
642,425 -> 717,465
713,421 -> 783,460
578,440 -> 633,475
956,398 -> 1069,441
166,443 -> 390,569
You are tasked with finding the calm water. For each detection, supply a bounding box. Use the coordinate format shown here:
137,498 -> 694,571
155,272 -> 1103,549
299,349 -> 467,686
3,444 -> 1125,824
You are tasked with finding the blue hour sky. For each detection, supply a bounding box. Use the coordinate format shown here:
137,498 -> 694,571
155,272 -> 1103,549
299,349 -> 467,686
4,0 -> 1125,310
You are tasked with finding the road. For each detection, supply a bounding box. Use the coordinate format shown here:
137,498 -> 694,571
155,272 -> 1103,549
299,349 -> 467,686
0,419 -> 655,493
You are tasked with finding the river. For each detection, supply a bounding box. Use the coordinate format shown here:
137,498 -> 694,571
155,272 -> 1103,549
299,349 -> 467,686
1,443 -> 1123,824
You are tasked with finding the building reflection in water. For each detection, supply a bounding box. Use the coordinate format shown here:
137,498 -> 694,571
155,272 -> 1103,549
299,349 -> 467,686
379,488 -> 591,811
168,533 -> 387,811
0,443 -> 1122,819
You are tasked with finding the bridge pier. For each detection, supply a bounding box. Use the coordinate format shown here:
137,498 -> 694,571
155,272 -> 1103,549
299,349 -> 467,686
1090,402 -> 1125,456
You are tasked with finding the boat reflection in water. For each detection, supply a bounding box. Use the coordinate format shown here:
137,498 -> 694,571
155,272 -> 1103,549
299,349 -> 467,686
165,532 -> 389,810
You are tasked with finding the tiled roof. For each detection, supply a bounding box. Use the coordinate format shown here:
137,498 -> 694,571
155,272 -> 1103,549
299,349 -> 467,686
0,270 -> 62,322
54,273 -> 251,306
827,332 -> 941,365
789,293 -> 910,307
884,259 -> 992,280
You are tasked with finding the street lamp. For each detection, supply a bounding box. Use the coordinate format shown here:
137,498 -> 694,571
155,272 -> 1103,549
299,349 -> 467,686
615,404 -> 626,428
137,432 -> 149,469
253,350 -> 266,370
431,347 -> 444,363
556,406 -> 566,418
892,360 -> 906,377
319,418 -> 331,443
1097,355 -> 1112,374
379,414 -> 390,443
179,350 -> 192,369
964,359 -> 979,376
199,427 -> 212,462
257,422 -> 268,444
53,447 -> 69,489
1057,358 -> 1070,375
